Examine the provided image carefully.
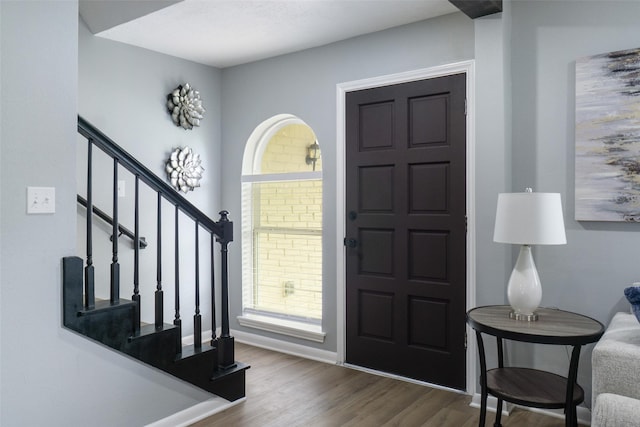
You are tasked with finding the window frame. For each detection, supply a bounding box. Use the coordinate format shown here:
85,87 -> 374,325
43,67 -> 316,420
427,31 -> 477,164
239,114 -> 325,342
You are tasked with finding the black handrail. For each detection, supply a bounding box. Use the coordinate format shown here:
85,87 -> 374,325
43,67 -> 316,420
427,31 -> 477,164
77,195 -> 147,249
78,116 -> 231,242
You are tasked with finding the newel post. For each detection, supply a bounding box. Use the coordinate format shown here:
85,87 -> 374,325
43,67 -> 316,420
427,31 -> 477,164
216,210 -> 236,369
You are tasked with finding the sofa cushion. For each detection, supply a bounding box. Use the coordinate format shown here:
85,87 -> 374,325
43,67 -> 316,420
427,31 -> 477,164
624,286 -> 640,324
592,312 -> 640,409
592,393 -> 640,427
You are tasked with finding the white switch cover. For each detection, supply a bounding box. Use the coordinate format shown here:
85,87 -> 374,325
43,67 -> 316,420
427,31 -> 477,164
118,180 -> 125,198
27,187 -> 55,214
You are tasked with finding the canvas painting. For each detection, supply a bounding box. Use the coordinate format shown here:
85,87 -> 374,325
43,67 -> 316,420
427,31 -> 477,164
575,47 -> 640,221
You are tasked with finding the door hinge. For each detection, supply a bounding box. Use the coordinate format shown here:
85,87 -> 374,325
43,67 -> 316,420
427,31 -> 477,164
464,331 -> 467,350
465,99 -> 467,115
465,215 -> 468,233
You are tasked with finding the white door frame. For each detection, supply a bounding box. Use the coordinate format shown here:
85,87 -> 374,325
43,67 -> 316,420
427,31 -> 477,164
335,60 -> 477,395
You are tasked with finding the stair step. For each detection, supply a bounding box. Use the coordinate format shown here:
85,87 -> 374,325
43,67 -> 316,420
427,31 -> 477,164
210,362 -> 250,402
171,344 -> 250,402
67,298 -> 137,352
77,298 -> 136,316
124,323 -> 180,366
211,361 -> 250,381
128,323 -> 178,341
178,343 -> 216,359
62,256 -> 248,401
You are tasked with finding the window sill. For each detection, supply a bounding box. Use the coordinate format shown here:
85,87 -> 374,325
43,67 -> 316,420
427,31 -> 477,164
237,313 -> 326,343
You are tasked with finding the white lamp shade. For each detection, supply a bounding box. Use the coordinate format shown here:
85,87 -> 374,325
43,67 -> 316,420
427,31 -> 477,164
493,192 -> 567,245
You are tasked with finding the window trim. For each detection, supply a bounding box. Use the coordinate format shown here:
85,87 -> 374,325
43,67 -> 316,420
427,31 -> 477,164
237,312 -> 326,343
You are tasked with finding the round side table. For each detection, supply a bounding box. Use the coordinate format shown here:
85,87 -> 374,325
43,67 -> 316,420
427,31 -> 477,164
467,305 -> 604,427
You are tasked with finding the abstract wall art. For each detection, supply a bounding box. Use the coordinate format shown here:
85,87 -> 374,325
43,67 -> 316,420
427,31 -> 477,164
575,47 -> 640,221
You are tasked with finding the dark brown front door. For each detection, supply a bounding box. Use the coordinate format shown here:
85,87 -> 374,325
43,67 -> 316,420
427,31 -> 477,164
345,73 -> 467,390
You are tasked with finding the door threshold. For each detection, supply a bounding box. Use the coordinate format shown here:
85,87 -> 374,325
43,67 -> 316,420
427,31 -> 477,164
341,362 -> 468,395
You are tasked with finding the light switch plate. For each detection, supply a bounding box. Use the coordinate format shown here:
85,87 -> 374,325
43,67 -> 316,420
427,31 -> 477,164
27,187 -> 55,214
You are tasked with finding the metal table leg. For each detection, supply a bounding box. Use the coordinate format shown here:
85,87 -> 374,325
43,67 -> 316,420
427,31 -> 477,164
493,337 -> 504,427
476,331 -> 488,427
565,345 -> 582,427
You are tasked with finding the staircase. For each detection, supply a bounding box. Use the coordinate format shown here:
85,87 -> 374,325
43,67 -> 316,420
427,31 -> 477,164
63,116 -> 248,402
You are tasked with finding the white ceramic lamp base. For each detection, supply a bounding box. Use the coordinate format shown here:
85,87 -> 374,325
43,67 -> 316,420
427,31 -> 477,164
507,245 -> 541,321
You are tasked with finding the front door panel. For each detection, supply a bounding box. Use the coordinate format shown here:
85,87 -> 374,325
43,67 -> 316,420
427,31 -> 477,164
345,73 -> 467,390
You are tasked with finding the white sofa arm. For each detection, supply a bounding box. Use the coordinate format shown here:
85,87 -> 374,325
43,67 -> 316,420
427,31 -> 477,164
592,393 -> 640,427
592,312 -> 640,407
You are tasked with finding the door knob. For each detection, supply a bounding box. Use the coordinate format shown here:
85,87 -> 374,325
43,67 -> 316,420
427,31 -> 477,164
344,238 -> 357,248
348,211 -> 358,221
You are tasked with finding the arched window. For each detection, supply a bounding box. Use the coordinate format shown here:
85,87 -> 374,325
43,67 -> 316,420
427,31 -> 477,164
239,115 -> 323,340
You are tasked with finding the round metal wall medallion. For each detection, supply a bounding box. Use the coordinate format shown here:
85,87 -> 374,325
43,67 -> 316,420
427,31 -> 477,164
167,83 -> 205,130
165,146 -> 204,193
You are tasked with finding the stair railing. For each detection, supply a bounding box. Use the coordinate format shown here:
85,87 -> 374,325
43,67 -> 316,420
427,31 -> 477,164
77,195 -> 147,249
77,116 -> 235,367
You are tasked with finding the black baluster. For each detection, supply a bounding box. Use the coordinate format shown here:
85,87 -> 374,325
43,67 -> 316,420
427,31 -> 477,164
110,159 -> 120,304
210,232 -> 217,347
194,222 -> 202,350
217,211 -> 235,369
132,176 -> 140,332
155,193 -> 163,329
174,206 -> 181,345
85,140 -> 95,309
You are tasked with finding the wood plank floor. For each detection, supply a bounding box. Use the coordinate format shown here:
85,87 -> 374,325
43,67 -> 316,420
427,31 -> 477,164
192,343 -> 585,427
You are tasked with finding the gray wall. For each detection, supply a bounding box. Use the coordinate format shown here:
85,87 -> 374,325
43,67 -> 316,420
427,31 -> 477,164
0,3 -> 215,426
472,0 -> 514,389
221,12 -> 475,352
505,0 -> 640,405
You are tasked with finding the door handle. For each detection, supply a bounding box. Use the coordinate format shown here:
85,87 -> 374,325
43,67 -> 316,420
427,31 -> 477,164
344,238 -> 357,248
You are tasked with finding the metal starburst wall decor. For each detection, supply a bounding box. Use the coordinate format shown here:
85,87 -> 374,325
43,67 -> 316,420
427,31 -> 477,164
167,83 -> 205,130
165,147 -> 204,193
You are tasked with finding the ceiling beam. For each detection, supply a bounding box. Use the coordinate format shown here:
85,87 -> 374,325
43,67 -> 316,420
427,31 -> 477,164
79,0 -> 182,34
448,0 -> 502,19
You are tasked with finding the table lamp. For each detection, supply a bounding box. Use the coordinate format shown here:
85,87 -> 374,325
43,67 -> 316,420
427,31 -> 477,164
493,188 -> 566,321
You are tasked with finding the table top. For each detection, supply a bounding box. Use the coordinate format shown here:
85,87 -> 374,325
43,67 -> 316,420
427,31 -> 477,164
467,305 -> 604,345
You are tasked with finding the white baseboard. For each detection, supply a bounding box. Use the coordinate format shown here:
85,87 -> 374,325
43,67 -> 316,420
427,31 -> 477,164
145,396 -> 244,427
230,328 -> 338,364
470,393 -> 591,425
470,393 -> 511,417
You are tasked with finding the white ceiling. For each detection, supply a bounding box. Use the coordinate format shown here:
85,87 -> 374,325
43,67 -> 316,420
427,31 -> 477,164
80,0 -> 460,68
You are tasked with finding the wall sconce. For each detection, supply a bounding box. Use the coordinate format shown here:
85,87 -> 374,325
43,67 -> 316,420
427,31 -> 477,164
305,140 -> 320,171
